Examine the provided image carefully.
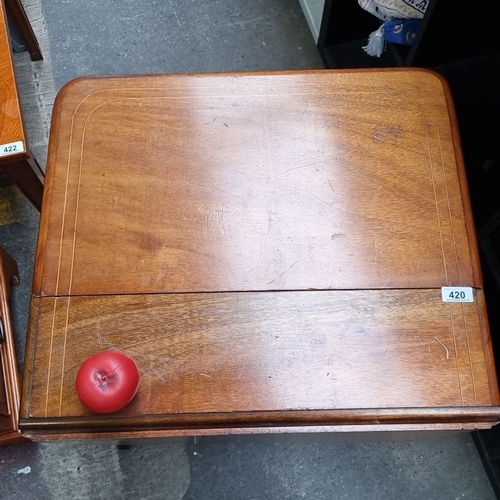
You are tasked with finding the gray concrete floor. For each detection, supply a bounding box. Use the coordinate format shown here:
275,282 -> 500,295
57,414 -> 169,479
0,0 -> 497,499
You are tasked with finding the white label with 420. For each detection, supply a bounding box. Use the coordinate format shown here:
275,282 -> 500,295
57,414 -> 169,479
0,141 -> 25,157
442,287 -> 474,303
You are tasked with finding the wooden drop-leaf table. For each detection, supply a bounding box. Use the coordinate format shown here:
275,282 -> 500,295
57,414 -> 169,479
20,70 -> 500,441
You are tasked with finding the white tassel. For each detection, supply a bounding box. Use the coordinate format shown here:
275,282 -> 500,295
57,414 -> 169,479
362,25 -> 385,57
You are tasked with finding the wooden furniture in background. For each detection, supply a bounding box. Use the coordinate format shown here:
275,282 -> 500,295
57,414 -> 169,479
0,0 -> 44,210
4,0 -> 42,61
0,245 -> 24,444
20,70 -> 500,441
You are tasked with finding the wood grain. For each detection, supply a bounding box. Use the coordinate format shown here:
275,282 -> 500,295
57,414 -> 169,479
22,70 -> 499,439
0,0 -> 44,210
21,289 -> 499,432
35,70 -> 478,296
0,0 -> 25,153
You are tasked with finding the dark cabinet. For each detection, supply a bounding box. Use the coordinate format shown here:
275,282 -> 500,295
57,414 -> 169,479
317,0 -> 499,68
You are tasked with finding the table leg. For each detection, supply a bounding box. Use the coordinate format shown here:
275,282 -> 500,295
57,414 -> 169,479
1,149 -> 44,211
0,246 -> 19,297
4,0 -> 42,61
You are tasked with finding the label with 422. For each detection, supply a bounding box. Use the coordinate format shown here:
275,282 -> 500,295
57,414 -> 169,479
0,141 -> 24,157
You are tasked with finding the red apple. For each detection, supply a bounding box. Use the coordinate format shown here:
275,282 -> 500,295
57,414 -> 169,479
75,350 -> 140,413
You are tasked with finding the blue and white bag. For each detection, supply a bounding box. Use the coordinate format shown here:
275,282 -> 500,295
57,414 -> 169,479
358,0 -> 429,57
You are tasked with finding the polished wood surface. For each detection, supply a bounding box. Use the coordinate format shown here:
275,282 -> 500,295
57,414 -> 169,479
21,70 -> 499,440
35,70 -> 479,296
0,246 -> 25,444
22,290 -> 498,422
0,0 -> 43,210
0,0 -> 24,150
